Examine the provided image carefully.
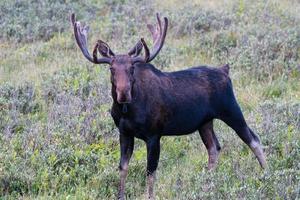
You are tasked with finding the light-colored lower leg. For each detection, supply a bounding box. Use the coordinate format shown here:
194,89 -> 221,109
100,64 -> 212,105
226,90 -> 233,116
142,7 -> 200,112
208,147 -> 220,170
250,141 -> 267,169
118,164 -> 128,200
146,172 -> 156,200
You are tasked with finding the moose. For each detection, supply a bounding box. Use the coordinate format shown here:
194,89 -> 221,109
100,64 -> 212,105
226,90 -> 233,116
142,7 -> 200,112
71,13 -> 266,199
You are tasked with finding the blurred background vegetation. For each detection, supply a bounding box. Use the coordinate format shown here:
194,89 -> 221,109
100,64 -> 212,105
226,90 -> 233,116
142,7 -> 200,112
0,0 -> 299,199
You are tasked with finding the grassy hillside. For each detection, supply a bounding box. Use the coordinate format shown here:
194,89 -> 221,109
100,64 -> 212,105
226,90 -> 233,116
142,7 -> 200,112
0,0 -> 299,199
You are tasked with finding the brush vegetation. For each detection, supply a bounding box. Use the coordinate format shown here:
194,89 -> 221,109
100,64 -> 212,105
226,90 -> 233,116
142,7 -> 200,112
0,0 -> 299,199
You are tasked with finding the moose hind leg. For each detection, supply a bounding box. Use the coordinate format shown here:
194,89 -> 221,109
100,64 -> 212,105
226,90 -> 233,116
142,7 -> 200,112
199,121 -> 221,170
248,128 -> 267,168
220,103 -> 267,168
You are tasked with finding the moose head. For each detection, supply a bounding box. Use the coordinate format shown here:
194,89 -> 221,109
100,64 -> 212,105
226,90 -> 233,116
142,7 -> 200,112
71,13 -> 168,104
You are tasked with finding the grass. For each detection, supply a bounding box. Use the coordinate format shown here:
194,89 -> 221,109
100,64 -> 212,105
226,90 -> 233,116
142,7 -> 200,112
0,0 -> 299,199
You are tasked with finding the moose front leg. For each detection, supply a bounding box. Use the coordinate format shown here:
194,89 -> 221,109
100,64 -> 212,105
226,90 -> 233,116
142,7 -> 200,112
118,134 -> 134,200
146,136 -> 161,200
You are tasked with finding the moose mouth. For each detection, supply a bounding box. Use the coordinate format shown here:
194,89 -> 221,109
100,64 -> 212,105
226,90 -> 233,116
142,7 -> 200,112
117,92 -> 131,113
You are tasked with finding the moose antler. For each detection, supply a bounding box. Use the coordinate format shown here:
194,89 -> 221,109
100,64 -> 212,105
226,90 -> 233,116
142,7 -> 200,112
71,13 -> 112,64
145,13 -> 168,62
130,13 -> 168,63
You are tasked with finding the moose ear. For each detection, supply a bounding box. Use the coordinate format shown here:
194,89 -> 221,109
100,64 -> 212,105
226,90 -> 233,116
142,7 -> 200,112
97,40 -> 115,58
128,40 -> 143,57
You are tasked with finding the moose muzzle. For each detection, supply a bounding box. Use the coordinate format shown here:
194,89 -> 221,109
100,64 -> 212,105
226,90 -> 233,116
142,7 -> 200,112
116,87 -> 132,104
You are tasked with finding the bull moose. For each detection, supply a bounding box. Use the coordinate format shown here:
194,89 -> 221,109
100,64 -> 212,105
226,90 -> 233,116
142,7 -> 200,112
71,13 -> 266,199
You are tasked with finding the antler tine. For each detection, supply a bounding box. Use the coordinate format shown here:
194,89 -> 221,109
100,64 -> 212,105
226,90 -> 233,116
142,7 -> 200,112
156,13 -> 162,40
146,13 -> 168,62
140,38 -> 150,62
71,13 -> 111,64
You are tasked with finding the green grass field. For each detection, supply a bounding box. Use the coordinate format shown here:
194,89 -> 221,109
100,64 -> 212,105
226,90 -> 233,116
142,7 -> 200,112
0,0 -> 299,199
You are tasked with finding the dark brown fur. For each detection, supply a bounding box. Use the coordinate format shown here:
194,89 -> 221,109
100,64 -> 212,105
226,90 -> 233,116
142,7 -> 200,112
110,62 -> 266,199
71,13 -> 266,199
